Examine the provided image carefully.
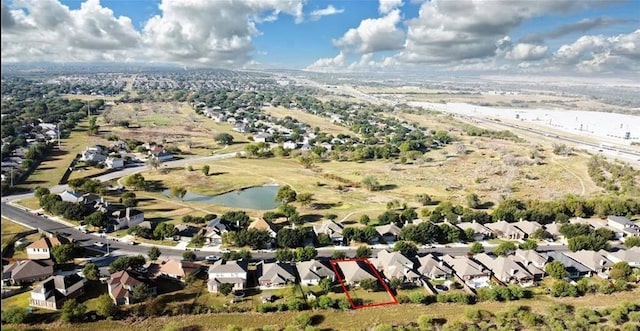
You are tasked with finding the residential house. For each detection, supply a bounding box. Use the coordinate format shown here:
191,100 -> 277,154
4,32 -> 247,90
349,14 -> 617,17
313,220 -> 344,244
371,250 -> 420,284
296,259 -> 336,285
26,235 -> 72,260
108,269 -> 157,305
607,215 -> 640,239
174,224 -> 201,242
105,157 -> 125,169
154,259 -> 201,282
442,255 -> 491,288
334,260 -> 377,285
513,249 -> 547,280
375,224 -> 402,244
207,260 -> 248,293
80,146 -> 108,163
544,251 -> 592,279
253,133 -> 272,143
205,217 -> 228,246
30,274 -> 85,310
474,254 -> 535,287
2,259 -> 54,285
512,220 -> 543,239
416,254 -> 454,280
544,222 -> 563,240
486,221 -> 526,240
109,207 -> 144,230
59,190 -> 83,203
257,261 -> 296,288
604,247 -> 640,268
564,250 -> 614,278
282,141 -> 298,150
456,222 -> 493,241
248,219 -> 278,238
233,123 -> 248,133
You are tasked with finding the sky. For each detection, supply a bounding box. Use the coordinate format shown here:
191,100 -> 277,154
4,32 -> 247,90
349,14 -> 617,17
1,0 -> 639,76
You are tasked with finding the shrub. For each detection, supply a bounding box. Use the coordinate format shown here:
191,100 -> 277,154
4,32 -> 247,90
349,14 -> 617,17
256,303 -> 275,313
295,312 -> 312,328
1,307 -> 31,324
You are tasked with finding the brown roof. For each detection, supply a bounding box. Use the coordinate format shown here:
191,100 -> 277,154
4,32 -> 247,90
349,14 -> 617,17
108,270 -> 142,287
158,259 -> 200,278
27,236 -> 71,250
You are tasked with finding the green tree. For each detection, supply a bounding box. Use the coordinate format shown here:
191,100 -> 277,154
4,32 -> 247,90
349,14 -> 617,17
545,261 -> 568,280
1,306 -> 31,324
84,211 -> 107,228
276,185 -> 297,204
362,175 -> 380,191
34,186 -> 50,199
319,277 -> 333,293
219,283 -> 234,296
609,262 -> 632,280
182,251 -> 196,261
393,241 -> 418,257
624,237 -> 640,248
493,241 -> 517,256
124,173 -> 146,190
355,245 -> 371,258
215,133 -> 234,145
148,246 -> 161,261
296,192 -> 314,208
275,248 -> 294,262
82,263 -> 100,281
519,239 -> 538,250
108,255 -> 146,273
169,186 -> 187,200
132,283 -> 151,303
95,294 -> 119,318
466,193 -> 480,209
470,242 -> 485,255
51,243 -> 75,264
154,223 -> 177,239
359,215 -> 370,225
61,299 -> 86,323
360,278 -> 379,291
202,165 -> 210,176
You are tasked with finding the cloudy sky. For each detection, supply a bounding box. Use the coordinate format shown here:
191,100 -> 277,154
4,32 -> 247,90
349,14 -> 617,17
1,0 -> 639,75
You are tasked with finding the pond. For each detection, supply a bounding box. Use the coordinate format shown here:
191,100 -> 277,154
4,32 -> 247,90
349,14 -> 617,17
163,185 -> 280,210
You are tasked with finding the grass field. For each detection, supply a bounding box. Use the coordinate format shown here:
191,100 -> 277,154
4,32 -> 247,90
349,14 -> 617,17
1,218 -> 32,249
263,106 -> 353,136
7,287 -> 639,331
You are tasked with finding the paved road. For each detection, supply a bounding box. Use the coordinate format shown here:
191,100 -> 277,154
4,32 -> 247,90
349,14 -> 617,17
2,202 -> 576,264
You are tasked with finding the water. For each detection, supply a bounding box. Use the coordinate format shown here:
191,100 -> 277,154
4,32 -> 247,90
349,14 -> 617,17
164,185 -> 280,210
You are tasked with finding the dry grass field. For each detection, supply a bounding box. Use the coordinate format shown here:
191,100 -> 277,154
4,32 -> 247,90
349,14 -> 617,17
1,218 -> 31,250
263,106 -> 353,135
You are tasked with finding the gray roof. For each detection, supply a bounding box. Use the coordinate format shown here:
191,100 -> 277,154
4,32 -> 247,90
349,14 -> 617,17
296,260 -> 335,281
259,262 -> 296,284
564,250 -> 613,271
416,254 -> 453,278
544,251 -> 591,275
208,260 -> 248,274
335,260 -> 377,283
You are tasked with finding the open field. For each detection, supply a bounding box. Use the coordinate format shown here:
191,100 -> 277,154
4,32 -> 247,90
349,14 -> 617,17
8,287 -> 640,331
20,121 -> 107,190
102,102 -> 250,156
263,106 -> 354,136
1,217 -> 31,250
61,94 -> 121,101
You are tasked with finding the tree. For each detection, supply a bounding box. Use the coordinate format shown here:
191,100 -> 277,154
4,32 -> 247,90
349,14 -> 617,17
154,223 -> 177,239
276,185 -> 297,204
624,236 -> 640,248
319,277 -> 333,293
148,246 -> 161,260
146,157 -> 162,171
393,241 -> 418,257
215,133 -> 234,145
359,215 -> 370,225
331,251 -> 347,260
83,263 -> 100,281
609,262 -> 632,280
84,211 -> 107,228
296,192 -> 314,208
124,173 -> 146,190
51,243 -> 75,264
1,306 -> 31,324
182,251 -> 196,261
276,228 -> 306,248
34,186 -> 50,199
360,278 -> 379,292
294,246 -> 317,261
545,261 -> 568,280
325,213 -> 338,221
362,175 -> 380,191
95,293 -> 119,318
416,194 -> 433,206
275,248 -> 294,262
470,242 -> 485,255
219,283 -> 234,296
108,255 -> 146,273
202,165 -> 210,176
144,297 -> 165,317
169,186 -> 187,200
493,241 -> 517,256
466,193 -> 481,209
355,245 -> 371,258
519,240 -> 538,250
132,283 -> 151,303
61,299 -> 86,323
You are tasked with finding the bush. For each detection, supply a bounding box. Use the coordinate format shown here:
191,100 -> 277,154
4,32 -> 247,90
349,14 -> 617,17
409,291 -> 426,304
316,296 -> 335,309
256,303 -> 275,313
295,312 -> 312,328
287,298 -> 307,311
1,307 -> 31,324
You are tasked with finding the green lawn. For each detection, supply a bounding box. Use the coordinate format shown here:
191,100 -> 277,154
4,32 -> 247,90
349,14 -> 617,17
1,218 -> 32,250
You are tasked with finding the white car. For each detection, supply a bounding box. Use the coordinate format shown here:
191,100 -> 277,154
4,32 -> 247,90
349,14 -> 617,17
205,255 -> 221,262
94,242 -> 105,247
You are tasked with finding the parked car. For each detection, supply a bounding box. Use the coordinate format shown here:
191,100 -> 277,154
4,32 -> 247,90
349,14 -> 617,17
94,242 -> 104,247
205,255 -> 220,262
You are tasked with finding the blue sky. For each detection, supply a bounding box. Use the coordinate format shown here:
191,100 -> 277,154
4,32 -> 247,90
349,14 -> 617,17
1,0 -> 639,75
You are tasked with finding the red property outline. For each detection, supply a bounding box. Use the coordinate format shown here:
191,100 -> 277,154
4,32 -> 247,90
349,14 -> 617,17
329,258 -> 398,309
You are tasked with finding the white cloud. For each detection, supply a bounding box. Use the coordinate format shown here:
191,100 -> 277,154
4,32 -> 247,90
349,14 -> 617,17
1,0 -> 141,62
333,9 -> 405,54
309,5 -> 344,21
305,51 -> 347,72
379,0 -> 403,14
505,43 -> 548,61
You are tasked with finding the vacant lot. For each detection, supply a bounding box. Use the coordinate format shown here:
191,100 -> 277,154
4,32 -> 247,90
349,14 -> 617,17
1,218 -> 32,250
